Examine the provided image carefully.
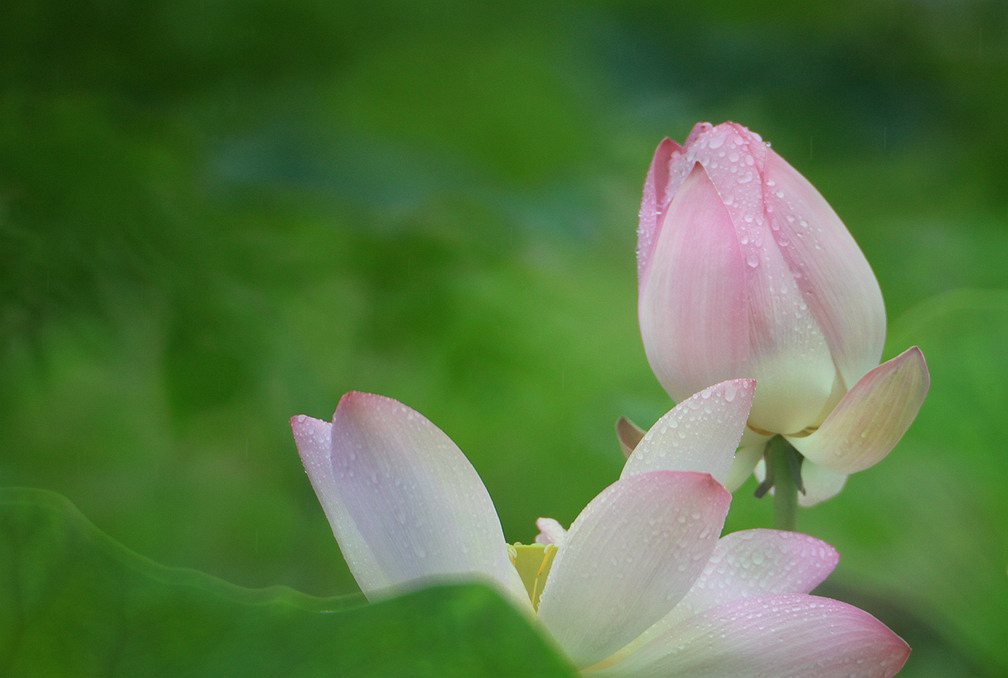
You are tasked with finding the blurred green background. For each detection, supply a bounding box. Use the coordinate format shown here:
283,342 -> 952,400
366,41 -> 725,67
2,0 -> 1006,675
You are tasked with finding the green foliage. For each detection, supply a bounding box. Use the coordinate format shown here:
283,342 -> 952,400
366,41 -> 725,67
0,488 -> 575,677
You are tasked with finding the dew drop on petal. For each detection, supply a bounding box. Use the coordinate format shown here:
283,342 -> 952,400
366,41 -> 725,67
723,382 -> 737,402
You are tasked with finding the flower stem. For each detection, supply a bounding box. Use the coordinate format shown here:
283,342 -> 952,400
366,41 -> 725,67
767,436 -> 800,531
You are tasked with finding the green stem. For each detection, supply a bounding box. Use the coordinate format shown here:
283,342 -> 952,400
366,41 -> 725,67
767,436 -> 799,531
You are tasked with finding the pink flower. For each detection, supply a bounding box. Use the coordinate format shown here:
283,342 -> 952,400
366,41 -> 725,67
637,122 -> 930,504
291,382 -> 908,676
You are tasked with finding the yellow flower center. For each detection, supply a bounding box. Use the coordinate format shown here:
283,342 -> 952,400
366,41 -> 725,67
508,543 -> 557,612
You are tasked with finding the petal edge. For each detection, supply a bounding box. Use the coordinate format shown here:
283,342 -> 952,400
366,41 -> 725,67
788,347 -> 929,473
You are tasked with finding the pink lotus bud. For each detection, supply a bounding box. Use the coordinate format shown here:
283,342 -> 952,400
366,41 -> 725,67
637,122 -> 929,502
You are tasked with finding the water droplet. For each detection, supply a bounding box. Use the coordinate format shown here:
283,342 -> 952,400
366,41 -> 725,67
723,383 -> 737,402
746,254 -> 760,268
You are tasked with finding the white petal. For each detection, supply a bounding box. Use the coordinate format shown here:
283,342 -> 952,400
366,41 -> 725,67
681,122 -> 839,434
637,529 -> 838,641
536,471 -> 730,668
597,594 -> 909,678
534,518 -> 567,546
638,164 -> 752,407
763,149 -> 887,392
724,438 -> 766,492
788,347 -> 929,473
290,392 -> 529,610
622,379 -> 755,485
797,460 -> 848,506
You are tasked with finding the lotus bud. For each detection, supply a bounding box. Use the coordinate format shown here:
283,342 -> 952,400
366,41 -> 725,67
637,122 -> 929,504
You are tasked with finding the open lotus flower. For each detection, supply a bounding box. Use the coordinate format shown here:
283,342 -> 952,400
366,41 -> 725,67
291,381 -> 909,676
637,121 -> 930,504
